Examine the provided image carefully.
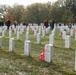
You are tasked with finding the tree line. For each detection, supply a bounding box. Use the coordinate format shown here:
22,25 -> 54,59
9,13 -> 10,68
0,0 -> 76,25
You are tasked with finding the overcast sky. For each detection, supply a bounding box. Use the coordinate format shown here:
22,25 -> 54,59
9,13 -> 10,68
0,0 -> 58,6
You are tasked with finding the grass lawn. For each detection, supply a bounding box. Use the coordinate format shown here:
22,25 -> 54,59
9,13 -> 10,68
0,27 -> 76,75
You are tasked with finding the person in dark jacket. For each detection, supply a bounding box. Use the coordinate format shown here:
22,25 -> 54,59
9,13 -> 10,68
51,20 -> 55,30
6,19 -> 11,29
50,19 -> 55,30
46,19 -> 48,28
44,19 -> 48,28
14,21 -> 17,28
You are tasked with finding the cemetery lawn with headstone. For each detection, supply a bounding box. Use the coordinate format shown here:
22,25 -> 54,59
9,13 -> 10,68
0,28 -> 76,75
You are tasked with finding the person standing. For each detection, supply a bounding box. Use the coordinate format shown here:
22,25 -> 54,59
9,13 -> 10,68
44,20 -> 46,28
6,19 -> 11,29
49,20 -> 52,30
51,19 -> 55,30
44,19 -> 48,28
46,19 -> 48,28
14,21 -> 17,28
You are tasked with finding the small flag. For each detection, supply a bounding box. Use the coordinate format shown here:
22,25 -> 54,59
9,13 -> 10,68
39,48 -> 45,60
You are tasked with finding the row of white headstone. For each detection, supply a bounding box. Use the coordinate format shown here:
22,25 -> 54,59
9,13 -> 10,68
30,26 -> 50,36
58,25 -> 76,48
0,24 -> 76,71
0,25 -> 72,49
44,27 -> 56,62
0,25 -> 55,63
59,25 -> 76,37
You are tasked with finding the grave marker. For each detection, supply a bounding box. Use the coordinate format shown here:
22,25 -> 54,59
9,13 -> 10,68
24,40 -> 31,56
2,29 -> 5,37
65,36 -> 70,48
34,30 -> 37,36
74,50 -> 76,71
37,33 -> 41,44
26,32 -> 29,40
9,29 -> 12,38
45,44 -> 53,63
17,28 -> 20,40
49,34 -> 54,46
62,31 -> 66,39
9,38 -> 14,52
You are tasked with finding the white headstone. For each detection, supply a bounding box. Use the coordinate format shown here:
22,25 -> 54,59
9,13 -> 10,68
51,29 -> 55,35
65,36 -> 70,48
26,32 -> 29,40
42,30 -> 45,37
26,26 -> 29,32
45,44 -> 53,63
62,31 -> 66,39
39,27 -> 41,34
14,28 -> 16,34
9,29 -> 12,38
44,26 -> 46,30
0,27 -> 2,33
0,36 -> 2,49
74,50 -> 76,71
22,26 -> 24,33
37,33 -> 41,44
46,29 -> 48,34
49,34 -> 54,46
24,40 -> 31,56
17,28 -> 20,40
2,29 -> 5,37
70,29 -> 73,36
34,30 -> 37,36
75,32 -> 76,40
67,27 -> 70,33
19,26 -> 21,35
9,38 -> 14,52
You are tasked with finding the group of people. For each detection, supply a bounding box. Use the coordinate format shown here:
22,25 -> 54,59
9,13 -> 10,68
0,19 -> 11,30
23,22 -> 28,27
44,19 -> 55,30
0,19 -> 18,30
0,18 -> 55,30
